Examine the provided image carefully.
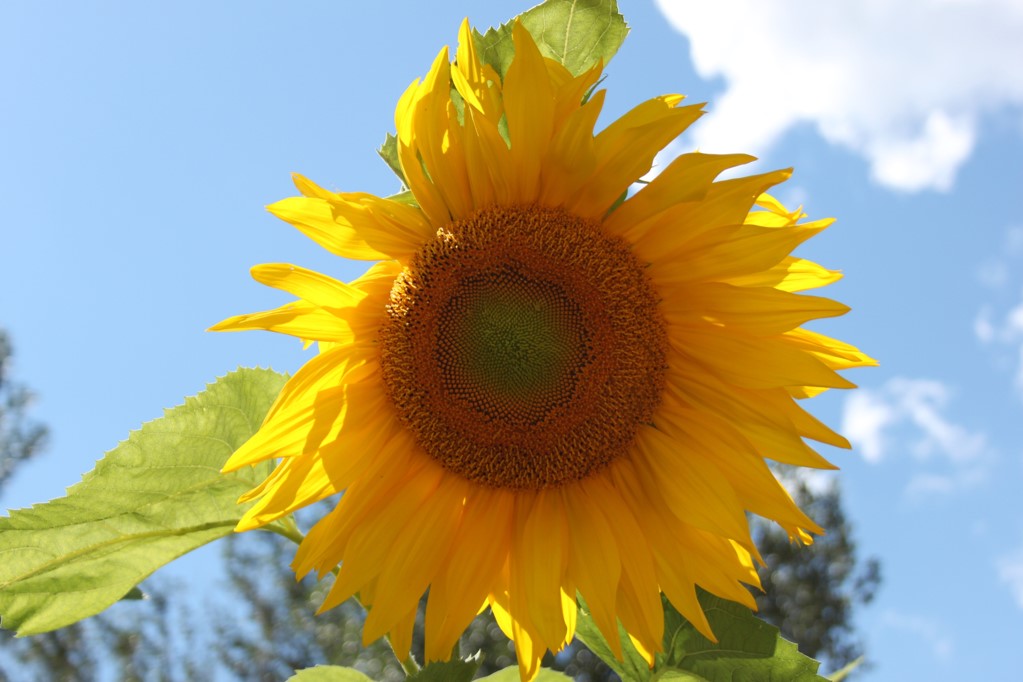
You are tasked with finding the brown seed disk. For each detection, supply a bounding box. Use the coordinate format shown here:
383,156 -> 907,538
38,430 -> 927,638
379,204 -> 667,490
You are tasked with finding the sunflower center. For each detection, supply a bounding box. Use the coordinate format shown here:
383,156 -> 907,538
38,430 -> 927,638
438,270 -> 586,424
379,204 -> 666,490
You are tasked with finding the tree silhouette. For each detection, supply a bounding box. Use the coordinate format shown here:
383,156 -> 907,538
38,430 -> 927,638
753,476 -> 881,673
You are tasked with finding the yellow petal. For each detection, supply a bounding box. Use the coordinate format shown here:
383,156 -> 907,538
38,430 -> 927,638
221,348 -> 368,471
726,256 -> 844,292
396,49 -> 456,226
411,49 -> 474,220
504,22 -> 555,202
455,18 -> 502,122
424,487 -> 513,661
604,152 -> 754,236
249,263 -> 367,309
540,90 -> 605,207
661,282 -> 850,336
664,367 -> 839,469
595,469 -> 664,656
208,300 -> 355,343
563,480 -> 623,659
633,425 -> 751,542
363,473 -> 466,643
511,490 -> 569,651
292,429 -> 422,579
324,460 -> 446,612
627,169 -> 792,255
569,97 -> 704,218
267,192 -> 431,261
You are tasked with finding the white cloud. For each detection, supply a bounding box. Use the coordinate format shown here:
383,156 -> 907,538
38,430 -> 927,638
977,262 -> 1010,290
997,546 -> 1023,610
843,378 -> 986,463
1006,226 -> 1023,256
975,227 -> 1023,395
774,465 -> 838,497
905,468 -> 985,500
1016,344 -> 1023,394
653,0 -> 1023,192
974,295 -> 1023,362
841,378 -> 990,497
880,609 -> 954,659
842,389 -> 895,464
978,228 -> 1023,290
974,306 -> 996,343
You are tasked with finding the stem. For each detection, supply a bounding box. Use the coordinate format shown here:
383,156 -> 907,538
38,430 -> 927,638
266,515 -> 304,546
397,653 -> 422,677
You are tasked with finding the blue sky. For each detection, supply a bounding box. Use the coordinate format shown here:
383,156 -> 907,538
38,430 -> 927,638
3,1 -> 1023,679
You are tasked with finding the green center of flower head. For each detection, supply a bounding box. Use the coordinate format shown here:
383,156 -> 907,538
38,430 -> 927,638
439,269 -> 587,424
379,204 -> 667,490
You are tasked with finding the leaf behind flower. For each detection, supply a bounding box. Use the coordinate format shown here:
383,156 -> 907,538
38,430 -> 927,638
0,367 -> 287,635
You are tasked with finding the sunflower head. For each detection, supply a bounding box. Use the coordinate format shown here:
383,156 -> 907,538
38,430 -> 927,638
211,16 -> 873,682
379,202 -> 668,490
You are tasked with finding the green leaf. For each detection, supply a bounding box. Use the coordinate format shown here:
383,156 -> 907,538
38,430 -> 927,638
120,586 -> 145,601
575,591 -> 827,682
386,190 -> 418,207
0,367 -> 287,635
478,667 -> 574,681
574,597 -> 654,681
408,657 -> 481,682
287,666 -> 374,682
378,132 -> 407,186
653,672 -> 710,682
659,592 -> 827,682
474,0 -> 629,78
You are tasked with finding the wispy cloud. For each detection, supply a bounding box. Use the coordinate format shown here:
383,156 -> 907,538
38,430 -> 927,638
842,378 -> 990,498
997,545 -> 1023,610
880,609 -> 954,660
653,0 -> 1023,192
975,226 -> 1023,395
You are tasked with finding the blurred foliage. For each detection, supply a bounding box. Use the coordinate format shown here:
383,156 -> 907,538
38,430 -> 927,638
213,522 -> 406,682
753,476 -> 882,674
0,331 -> 47,492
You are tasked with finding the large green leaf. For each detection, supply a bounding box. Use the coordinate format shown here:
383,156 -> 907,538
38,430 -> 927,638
287,666 -> 374,682
576,592 -> 827,682
653,672 -> 708,682
660,592 -> 826,682
478,667 -> 574,681
474,0 -> 629,78
409,657 -> 481,682
573,597 -> 654,681
0,367 -> 287,635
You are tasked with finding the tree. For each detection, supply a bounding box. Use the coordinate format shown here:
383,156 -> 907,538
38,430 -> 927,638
0,331 -> 47,493
752,476 -> 882,674
212,523 -> 406,682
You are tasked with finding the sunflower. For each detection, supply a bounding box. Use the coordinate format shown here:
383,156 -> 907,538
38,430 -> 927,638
212,19 -> 873,681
